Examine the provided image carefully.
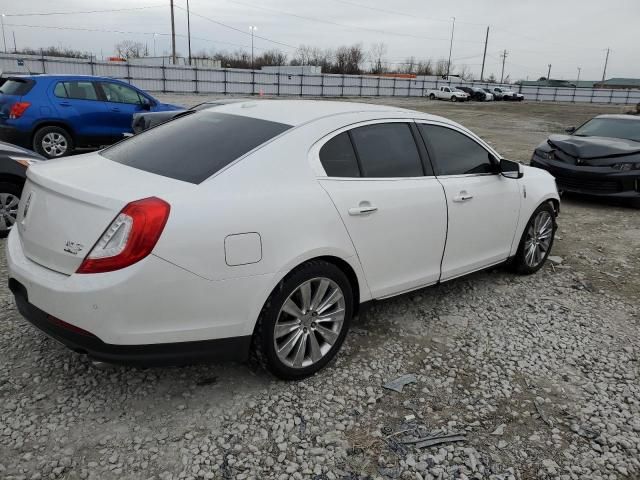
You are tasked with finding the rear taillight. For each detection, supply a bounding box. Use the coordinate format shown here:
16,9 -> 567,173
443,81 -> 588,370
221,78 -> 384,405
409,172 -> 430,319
76,197 -> 170,274
9,101 -> 31,119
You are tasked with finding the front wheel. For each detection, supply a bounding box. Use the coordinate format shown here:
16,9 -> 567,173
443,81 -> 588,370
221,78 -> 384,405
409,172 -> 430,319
451,96 -> 458,102
252,260 -> 353,380
512,202 -> 557,274
429,94 -> 436,100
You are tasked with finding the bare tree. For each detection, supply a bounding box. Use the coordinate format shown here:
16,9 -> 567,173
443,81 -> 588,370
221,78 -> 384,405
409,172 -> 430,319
487,73 -> 497,83
369,42 -> 387,74
416,59 -> 434,76
17,45 -> 91,59
114,40 -> 146,59
401,56 -> 416,74
434,58 -> 449,76
457,64 -> 473,81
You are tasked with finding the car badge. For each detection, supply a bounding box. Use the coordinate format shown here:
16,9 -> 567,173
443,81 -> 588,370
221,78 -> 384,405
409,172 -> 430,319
21,192 -> 33,224
64,241 -> 85,256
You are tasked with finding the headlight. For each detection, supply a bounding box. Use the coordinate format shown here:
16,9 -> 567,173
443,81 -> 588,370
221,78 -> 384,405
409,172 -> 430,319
611,163 -> 640,171
534,149 -> 555,161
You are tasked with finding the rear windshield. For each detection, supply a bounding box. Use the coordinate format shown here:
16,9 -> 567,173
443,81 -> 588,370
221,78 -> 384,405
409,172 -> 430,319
0,78 -> 35,96
101,112 -> 292,183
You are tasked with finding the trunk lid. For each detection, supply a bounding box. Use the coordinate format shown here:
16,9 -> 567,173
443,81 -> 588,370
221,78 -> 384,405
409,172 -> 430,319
17,152 -> 193,275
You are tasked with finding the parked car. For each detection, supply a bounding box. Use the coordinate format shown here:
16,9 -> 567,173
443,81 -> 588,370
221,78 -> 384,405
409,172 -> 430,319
0,141 -> 43,237
473,87 -> 493,101
8,100 -> 559,379
531,114 -> 640,206
132,98 -> 249,134
491,87 -> 524,101
0,75 -> 181,158
456,86 -> 479,100
427,86 -> 468,102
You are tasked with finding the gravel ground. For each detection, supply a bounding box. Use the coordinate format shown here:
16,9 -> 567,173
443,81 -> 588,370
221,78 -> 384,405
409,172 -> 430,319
1,98 -> 639,480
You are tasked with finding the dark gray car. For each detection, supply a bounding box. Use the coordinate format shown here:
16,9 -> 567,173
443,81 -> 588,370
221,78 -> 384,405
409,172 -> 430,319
0,141 -> 45,237
131,98 -> 250,134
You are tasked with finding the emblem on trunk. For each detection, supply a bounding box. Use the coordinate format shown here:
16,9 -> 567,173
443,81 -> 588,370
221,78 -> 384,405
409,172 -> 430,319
22,192 -> 32,222
64,241 -> 85,255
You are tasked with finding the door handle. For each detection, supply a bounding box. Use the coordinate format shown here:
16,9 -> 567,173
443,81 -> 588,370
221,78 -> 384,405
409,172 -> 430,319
348,205 -> 378,216
111,107 -> 121,112
58,102 -> 71,107
453,191 -> 474,202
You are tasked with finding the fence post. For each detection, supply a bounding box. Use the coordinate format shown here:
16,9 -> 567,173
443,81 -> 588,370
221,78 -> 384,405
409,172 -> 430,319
300,71 -> 304,97
161,63 -> 166,93
359,75 -> 363,97
553,87 -> 557,102
609,89 -> 614,105
626,89 -> 631,105
341,74 -> 345,97
320,73 -> 324,97
194,65 -> 199,94
393,77 -> 397,96
421,78 -> 425,97
276,72 -> 280,96
40,50 -> 46,73
408,79 -> 411,97
90,56 -> 95,76
536,86 -> 540,102
223,69 -> 228,95
590,87 -> 595,103
376,76 -> 380,96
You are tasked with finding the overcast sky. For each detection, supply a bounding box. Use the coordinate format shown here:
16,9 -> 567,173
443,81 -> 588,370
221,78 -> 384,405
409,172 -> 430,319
2,0 -> 639,81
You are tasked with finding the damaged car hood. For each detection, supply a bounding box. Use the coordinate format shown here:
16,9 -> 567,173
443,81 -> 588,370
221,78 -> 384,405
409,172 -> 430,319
548,134 -> 640,159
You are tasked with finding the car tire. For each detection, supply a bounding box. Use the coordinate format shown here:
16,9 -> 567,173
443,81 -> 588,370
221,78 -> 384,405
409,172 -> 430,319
511,202 -> 557,275
251,260 -> 354,380
451,96 -> 458,102
33,126 -> 74,159
429,94 -> 436,100
0,181 -> 23,238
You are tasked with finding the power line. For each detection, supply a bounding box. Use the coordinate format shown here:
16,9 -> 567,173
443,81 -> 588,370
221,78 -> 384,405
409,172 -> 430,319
223,0 -> 480,44
173,4 -> 296,50
4,5 -> 165,17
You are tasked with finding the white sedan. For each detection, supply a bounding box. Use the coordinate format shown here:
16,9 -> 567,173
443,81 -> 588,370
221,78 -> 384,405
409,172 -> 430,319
7,100 -> 559,379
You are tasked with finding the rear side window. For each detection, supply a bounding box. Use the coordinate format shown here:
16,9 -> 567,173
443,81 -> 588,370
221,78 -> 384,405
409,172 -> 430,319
54,81 -> 99,101
350,123 -> 423,177
418,124 -> 495,175
319,132 -> 360,177
0,79 -> 35,96
101,112 -> 292,184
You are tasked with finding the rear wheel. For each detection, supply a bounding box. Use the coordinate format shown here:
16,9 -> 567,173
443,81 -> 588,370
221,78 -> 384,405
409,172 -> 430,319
429,94 -> 436,100
33,126 -> 74,159
0,182 -> 22,238
512,202 -> 556,274
252,260 -> 353,380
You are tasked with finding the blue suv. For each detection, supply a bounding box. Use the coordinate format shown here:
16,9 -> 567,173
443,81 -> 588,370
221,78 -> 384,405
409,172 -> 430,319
0,75 -> 181,158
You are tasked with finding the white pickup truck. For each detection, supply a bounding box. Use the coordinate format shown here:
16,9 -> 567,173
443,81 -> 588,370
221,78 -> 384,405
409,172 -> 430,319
426,86 -> 468,102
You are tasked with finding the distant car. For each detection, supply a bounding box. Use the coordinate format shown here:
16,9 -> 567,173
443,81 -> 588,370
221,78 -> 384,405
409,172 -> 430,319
7,100 -> 559,379
0,75 -> 182,158
0,140 -> 43,237
457,86 -> 489,101
491,87 -> 524,101
531,114 -> 640,206
132,98 -> 249,134
472,87 -> 493,101
427,86 -> 468,102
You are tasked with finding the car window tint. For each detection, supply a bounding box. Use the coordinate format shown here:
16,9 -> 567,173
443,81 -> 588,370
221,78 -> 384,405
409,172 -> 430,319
101,112 -> 292,184
418,124 -> 494,175
349,123 -> 423,178
63,81 -> 99,101
100,82 -> 142,104
53,82 -> 67,98
319,132 -> 360,177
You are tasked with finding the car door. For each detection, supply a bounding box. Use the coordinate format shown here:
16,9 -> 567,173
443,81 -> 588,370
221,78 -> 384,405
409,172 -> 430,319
51,81 -> 112,145
97,81 -> 150,138
316,121 -> 448,298
416,122 -> 521,281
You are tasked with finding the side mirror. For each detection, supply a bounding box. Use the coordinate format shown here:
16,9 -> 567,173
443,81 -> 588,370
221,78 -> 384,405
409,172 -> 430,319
140,101 -> 152,111
500,158 -> 523,179
565,126 -> 576,134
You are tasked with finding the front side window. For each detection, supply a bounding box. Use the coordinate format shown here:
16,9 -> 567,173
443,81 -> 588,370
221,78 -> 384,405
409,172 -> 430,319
319,132 -> 360,177
100,82 -> 143,104
418,124 -> 495,175
101,112 -> 292,184
350,123 -> 423,178
60,81 -> 99,100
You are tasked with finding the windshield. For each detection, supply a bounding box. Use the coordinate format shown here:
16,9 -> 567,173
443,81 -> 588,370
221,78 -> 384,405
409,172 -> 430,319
574,118 -> 640,143
0,78 -> 35,96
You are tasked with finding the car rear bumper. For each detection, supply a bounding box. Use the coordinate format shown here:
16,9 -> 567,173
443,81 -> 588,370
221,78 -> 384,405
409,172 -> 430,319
0,124 -> 31,149
531,156 -> 640,199
6,228 -> 276,365
9,278 -> 251,366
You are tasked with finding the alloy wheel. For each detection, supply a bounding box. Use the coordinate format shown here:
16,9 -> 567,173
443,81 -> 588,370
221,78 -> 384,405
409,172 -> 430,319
42,132 -> 68,157
0,193 -> 19,232
274,277 -> 346,369
523,210 -> 553,268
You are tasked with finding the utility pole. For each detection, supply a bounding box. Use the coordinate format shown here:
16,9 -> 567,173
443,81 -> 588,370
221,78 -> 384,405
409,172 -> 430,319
480,26 -> 489,81
500,49 -> 507,84
446,17 -> 455,78
170,0 -> 176,65
186,0 -> 192,66
0,14 -> 6,54
576,67 -> 581,84
547,64 -> 552,80
249,26 -> 258,69
601,48 -> 610,83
